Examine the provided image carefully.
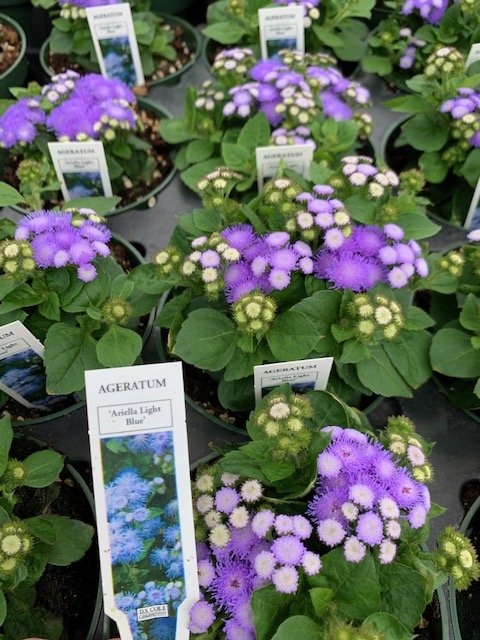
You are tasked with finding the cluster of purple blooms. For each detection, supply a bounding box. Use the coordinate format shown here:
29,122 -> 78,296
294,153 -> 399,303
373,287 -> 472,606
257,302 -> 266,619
221,52 -> 370,141
440,86 -> 480,148
0,71 -> 136,148
271,124 -> 316,147
185,210 -> 427,301
313,219 -> 429,291
401,0 -> 449,24
105,432 -> 185,640
14,209 -> 111,283
308,427 -> 431,564
58,0 -> 119,7
398,28 -> 427,70
189,472 -> 322,638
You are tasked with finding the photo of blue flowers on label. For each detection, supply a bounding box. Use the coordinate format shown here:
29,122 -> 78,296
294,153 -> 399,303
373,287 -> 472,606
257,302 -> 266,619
102,431 -> 185,640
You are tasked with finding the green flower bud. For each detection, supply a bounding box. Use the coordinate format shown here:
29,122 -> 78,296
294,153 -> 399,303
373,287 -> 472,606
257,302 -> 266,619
101,297 -> 133,325
232,291 -> 277,334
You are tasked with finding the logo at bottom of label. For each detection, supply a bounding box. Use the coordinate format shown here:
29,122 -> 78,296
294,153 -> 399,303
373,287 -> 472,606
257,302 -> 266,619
137,604 -> 169,621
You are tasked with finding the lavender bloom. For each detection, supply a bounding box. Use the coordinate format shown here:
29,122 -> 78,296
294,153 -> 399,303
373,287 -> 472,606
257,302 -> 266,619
15,209 -> 111,281
308,427 -> 428,563
440,86 -> 480,148
401,0 -> 449,24
0,98 -> 45,148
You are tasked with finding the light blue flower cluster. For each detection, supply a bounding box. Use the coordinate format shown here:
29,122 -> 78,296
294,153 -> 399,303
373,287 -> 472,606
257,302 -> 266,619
103,431 -> 185,640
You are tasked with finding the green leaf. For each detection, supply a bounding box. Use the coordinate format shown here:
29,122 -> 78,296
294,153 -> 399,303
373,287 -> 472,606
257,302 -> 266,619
419,151 -> 448,184
271,615 -> 322,639
222,142 -> 252,171
312,24 -> 343,47
431,328 -> 480,378
0,284 -> 43,313
260,460 -> 295,482
404,306 -> 435,330
395,212 -> 440,240
460,148 -> 480,188
460,293 -> 480,332
0,415 -> 12,477
384,94 -> 431,113
202,21 -> 248,44
363,612 -> 413,640
96,326 -> 143,367
43,515 -> 94,566
173,309 -> 236,371
218,375 -> 255,411
357,344 -> 413,397
159,117 -> 194,144
340,340 -> 370,364
185,140 -> 214,164
362,54 -> 393,76
402,113 -> 449,152
24,516 -> 56,544
23,451 -> 64,488
344,195 -> 376,224
309,587 -> 333,618
0,590 -> 6,626
0,182 -> 25,207
252,585 -> 294,640
45,323 -> 100,394
238,112 -> 272,149
267,310 -> 319,360
382,330 -> 432,389
379,562 -> 426,629
49,27 -> 74,54
61,195 -> 121,216
309,548 -> 380,619
38,291 -> 61,321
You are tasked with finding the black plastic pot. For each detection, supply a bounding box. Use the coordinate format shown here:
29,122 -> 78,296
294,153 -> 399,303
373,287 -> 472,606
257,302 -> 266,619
0,12 -> 27,98
39,13 -> 201,89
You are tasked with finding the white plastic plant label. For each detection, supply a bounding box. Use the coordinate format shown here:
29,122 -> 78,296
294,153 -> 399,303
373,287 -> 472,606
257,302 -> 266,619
466,43 -> 480,70
254,357 -> 333,403
85,362 -> 199,640
48,140 -> 113,202
464,175 -> 480,229
86,2 -> 145,87
255,143 -> 314,191
258,5 -> 305,60
0,321 -> 60,410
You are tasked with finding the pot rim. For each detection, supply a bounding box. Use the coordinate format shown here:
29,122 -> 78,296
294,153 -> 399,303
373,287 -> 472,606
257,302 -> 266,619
0,11 -> 26,83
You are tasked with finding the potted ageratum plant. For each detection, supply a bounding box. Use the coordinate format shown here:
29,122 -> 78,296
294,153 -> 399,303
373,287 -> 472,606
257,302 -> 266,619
0,206 -> 159,417
362,0 -> 480,90
185,386 -> 479,639
0,71 -> 174,214
160,47 -> 372,194
32,0 -> 200,87
381,46 -> 480,226
203,0 -> 374,64
142,160 -> 436,421
0,413 -> 98,639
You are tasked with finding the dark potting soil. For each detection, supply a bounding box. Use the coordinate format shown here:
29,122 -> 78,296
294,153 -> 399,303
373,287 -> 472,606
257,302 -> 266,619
8,438 -> 99,640
3,105 -> 173,211
47,22 -> 193,85
413,593 -> 444,640
455,481 -> 480,640
0,21 -> 21,75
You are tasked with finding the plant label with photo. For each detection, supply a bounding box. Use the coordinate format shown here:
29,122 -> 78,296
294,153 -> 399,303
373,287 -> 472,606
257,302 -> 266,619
85,362 -> 199,640
0,320 -> 60,410
464,175 -> 480,230
253,357 -> 333,403
48,141 -> 113,202
466,43 -> 480,70
255,144 -> 314,191
86,3 -> 145,87
258,6 -> 304,61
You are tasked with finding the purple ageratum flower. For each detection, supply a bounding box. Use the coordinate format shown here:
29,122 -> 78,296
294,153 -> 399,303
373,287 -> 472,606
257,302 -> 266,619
321,91 -> 353,120
251,509 -> 275,538
209,558 -> 255,613
314,249 -> 385,292
271,535 -> 306,566
188,600 -> 216,635
272,566 -> 299,594
356,511 -> 384,546
215,487 -> 240,514
401,0 -> 448,24
222,224 -> 256,251
0,98 -> 46,148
